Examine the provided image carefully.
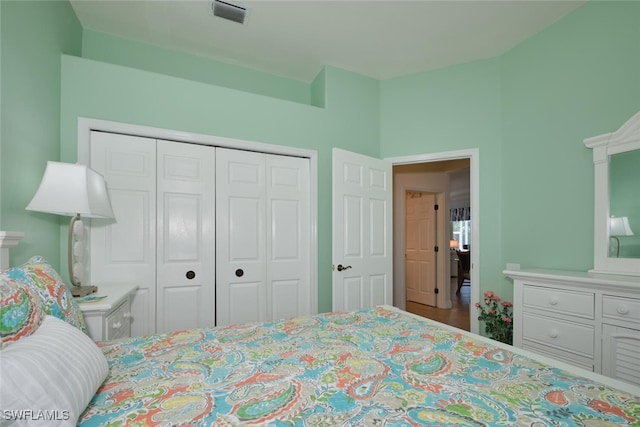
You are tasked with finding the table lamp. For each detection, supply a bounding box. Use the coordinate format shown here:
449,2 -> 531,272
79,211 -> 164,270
26,161 -> 115,297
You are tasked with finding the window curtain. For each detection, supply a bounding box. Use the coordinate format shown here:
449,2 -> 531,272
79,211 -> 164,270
450,207 -> 470,221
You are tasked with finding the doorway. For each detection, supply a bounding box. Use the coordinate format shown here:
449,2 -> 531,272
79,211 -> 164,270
387,150 -> 478,333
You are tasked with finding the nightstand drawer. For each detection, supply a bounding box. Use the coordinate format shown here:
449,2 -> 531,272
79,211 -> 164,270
105,301 -> 130,340
523,285 -> 594,319
522,312 -> 594,358
79,284 -> 137,341
603,295 -> 640,324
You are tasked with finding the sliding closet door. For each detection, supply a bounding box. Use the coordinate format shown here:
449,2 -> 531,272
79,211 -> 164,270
267,154 -> 311,319
156,140 -> 215,333
216,149 -> 267,325
91,133 -> 216,335
91,131 -> 311,332
89,132 -> 157,337
216,148 -> 310,326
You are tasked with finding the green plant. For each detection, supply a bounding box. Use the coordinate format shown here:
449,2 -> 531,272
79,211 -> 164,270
475,291 -> 513,345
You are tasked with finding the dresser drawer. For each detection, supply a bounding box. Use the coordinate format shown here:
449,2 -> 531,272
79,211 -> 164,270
522,343 -> 595,372
602,295 -> 640,325
105,301 -> 130,340
523,285 -> 594,319
522,313 -> 594,358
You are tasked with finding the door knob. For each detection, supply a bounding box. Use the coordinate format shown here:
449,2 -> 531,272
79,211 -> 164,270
186,270 -> 196,280
235,269 -> 244,277
337,264 -> 352,272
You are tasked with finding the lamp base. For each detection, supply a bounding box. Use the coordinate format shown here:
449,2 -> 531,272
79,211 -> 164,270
71,285 -> 98,298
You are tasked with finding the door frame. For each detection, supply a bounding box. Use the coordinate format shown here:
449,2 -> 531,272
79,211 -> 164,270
76,117 -> 318,315
386,148 -> 480,335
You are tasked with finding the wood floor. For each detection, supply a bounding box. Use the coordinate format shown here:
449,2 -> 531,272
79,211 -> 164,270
405,277 -> 471,331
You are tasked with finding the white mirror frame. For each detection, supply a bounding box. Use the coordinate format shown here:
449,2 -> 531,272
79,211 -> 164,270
584,111 -> 640,276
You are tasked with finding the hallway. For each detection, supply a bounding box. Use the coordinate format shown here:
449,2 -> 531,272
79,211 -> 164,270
405,277 -> 470,331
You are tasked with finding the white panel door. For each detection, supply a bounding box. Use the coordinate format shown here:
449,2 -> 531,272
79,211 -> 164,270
332,148 -> 392,311
156,140 -> 215,333
267,154 -> 311,320
216,148 -> 311,325
89,132 -> 157,337
216,148 -> 267,326
405,191 -> 436,306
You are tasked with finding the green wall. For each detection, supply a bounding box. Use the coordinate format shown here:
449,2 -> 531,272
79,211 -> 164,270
380,58 -> 504,297
1,2 -> 3,220
3,0 -> 639,313
82,30 -> 311,105
60,57 -> 380,312
500,0 -> 640,281
0,0 -> 82,264
380,0 -> 640,301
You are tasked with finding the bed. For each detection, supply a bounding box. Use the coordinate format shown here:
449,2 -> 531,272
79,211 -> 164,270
76,306 -> 640,426
1,254 -> 640,426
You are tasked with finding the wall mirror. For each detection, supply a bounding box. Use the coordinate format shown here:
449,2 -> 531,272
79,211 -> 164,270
584,111 -> 640,276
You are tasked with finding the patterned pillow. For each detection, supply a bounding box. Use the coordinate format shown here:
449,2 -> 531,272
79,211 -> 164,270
0,279 -> 45,348
0,256 -> 86,333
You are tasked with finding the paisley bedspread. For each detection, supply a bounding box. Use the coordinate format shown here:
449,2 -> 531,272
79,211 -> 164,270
79,306 -> 639,426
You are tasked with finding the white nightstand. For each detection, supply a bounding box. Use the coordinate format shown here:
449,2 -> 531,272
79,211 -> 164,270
77,284 -> 138,341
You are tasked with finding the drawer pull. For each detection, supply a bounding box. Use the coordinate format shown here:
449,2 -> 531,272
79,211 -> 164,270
616,306 -> 629,315
549,330 -> 559,339
112,321 -> 122,330
548,297 -> 559,306
123,312 -> 132,319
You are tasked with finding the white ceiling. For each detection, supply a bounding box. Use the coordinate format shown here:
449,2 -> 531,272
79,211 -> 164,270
70,0 -> 585,82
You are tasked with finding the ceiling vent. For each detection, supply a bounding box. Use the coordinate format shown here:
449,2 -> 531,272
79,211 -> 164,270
211,0 -> 247,24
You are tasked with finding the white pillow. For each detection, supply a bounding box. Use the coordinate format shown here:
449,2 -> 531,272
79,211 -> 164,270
0,316 -> 108,426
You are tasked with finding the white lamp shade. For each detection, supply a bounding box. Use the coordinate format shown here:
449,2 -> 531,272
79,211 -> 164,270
26,161 -> 115,219
610,216 -> 634,237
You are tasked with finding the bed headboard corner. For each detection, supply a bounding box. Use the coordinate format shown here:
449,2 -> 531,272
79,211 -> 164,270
0,231 -> 25,269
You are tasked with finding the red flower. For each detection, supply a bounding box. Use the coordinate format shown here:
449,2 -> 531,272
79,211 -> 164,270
475,290 -> 513,345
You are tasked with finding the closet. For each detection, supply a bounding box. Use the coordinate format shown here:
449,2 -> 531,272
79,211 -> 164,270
215,148 -> 311,326
88,131 -> 311,336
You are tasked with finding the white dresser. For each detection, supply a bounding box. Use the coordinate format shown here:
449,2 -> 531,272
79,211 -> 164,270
78,284 -> 138,341
505,269 -> 640,386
